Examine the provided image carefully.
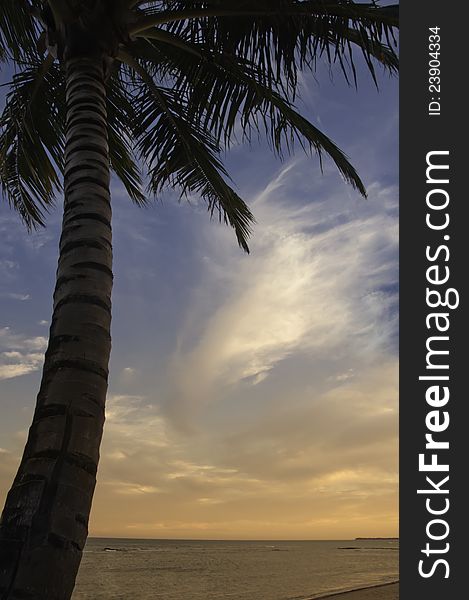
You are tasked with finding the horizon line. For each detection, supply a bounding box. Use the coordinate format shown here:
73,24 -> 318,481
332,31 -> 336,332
87,536 -> 399,542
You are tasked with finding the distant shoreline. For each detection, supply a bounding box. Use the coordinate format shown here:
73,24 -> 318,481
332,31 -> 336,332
355,538 -> 399,541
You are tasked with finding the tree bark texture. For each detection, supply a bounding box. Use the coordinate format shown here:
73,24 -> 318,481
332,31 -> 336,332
0,57 -> 112,600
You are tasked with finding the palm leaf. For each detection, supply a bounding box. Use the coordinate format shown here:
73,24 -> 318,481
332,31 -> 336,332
131,1 -> 398,92
119,52 -> 255,252
106,72 -> 146,205
0,0 -> 41,62
128,38 -> 367,195
0,55 -> 65,226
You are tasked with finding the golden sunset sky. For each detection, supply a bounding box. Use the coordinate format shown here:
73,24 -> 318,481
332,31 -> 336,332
0,65 -> 398,540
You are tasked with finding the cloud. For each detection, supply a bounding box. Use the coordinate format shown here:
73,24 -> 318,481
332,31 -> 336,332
214,360 -> 398,486
0,327 -> 47,380
0,293 -> 30,301
164,161 -> 398,426
117,366 -> 139,385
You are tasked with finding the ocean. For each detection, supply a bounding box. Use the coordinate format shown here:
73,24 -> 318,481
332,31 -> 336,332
72,538 -> 398,599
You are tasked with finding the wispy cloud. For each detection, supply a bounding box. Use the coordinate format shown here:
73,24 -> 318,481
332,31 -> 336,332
0,292 -> 31,301
165,161 -> 398,426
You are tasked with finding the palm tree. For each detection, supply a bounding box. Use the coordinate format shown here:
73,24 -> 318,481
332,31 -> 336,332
0,1 -> 398,598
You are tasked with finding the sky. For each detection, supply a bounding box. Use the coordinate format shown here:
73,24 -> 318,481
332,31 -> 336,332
0,52 -> 398,540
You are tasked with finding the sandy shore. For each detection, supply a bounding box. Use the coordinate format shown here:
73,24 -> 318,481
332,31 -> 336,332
313,582 -> 399,600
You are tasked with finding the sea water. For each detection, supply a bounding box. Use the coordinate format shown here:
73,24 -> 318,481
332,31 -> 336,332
73,538 -> 398,599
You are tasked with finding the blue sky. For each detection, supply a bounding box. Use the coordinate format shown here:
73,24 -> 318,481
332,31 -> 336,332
0,54 -> 398,539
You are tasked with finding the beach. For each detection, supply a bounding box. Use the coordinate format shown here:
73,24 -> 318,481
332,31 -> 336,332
316,582 -> 399,600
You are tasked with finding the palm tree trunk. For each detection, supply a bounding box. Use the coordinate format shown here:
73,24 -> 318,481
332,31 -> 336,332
0,56 -> 112,600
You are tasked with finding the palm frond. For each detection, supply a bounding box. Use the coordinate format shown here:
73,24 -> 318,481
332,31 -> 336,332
128,38 -> 367,195
0,55 -> 65,227
119,52 -> 255,252
106,72 -> 146,205
132,1 -> 398,93
0,0 -> 41,62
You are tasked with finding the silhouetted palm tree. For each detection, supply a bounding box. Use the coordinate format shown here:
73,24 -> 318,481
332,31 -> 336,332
0,1 -> 398,598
